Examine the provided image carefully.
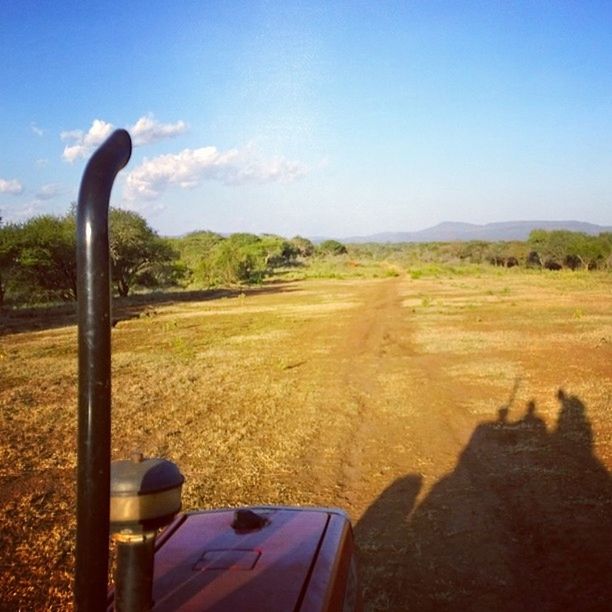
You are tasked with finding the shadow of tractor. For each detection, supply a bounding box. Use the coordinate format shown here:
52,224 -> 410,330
355,390 -> 611,611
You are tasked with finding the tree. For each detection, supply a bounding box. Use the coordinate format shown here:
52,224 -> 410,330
318,239 -> 348,255
290,235 -> 315,258
565,232 -> 610,270
259,234 -> 299,267
598,233 -> 612,269
11,214 -> 77,302
484,241 -> 528,267
169,230 -> 224,287
109,209 -> 179,296
545,231 -> 575,268
205,237 -> 265,285
0,218 -> 20,308
458,241 -> 489,264
527,229 -> 549,268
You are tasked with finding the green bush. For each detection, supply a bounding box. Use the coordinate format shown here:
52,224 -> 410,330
318,239 -> 348,255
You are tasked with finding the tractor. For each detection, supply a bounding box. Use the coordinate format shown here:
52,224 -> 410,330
74,129 -> 361,611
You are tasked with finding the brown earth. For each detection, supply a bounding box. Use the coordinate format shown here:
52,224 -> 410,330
1,272 -> 611,610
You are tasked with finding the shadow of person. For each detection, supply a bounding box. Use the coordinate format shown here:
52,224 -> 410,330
354,475 -> 422,608
554,389 -> 594,454
354,391 -> 611,612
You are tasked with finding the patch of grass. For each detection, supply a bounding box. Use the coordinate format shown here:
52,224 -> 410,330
281,257 -> 399,280
408,263 -> 494,278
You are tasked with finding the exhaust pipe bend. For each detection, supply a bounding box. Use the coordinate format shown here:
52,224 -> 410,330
75,129 -> 132,611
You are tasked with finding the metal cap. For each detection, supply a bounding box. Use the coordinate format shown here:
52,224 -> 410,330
111,453 -> 184,497
110,453 -> 184,533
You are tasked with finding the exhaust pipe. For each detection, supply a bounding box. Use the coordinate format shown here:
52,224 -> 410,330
75,129 -> 132,611
72,128 -> 359,612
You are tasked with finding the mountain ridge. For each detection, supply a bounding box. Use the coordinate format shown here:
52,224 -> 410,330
335,220 -> 611,244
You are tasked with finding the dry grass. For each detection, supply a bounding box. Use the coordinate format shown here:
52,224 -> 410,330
1,270 -> 610,609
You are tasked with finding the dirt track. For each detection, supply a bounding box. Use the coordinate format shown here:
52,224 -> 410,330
1,273 -> 611,610
293,276 -> 611,610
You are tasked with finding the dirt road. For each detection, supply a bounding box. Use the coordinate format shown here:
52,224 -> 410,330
1,273 -> 610,610
263,276 -> 611,611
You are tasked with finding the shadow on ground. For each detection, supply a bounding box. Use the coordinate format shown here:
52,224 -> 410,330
0,283 -> 297,335
355,390 -> 611,611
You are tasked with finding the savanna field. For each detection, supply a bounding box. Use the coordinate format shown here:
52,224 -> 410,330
3,4 -> 612,609
1,267 -> 610,610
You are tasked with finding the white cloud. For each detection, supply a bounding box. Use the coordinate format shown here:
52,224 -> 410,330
61,119 -> 114,162
30,122 -> 44,137
130,114 -> 187,146
0,178 -> 24,195
35,183 -> 62,200
60,129 -> 85,141
124,146 -> 307,200
1,202 -> 42,222
1,182 -> 71,222
61,114 -> 188,162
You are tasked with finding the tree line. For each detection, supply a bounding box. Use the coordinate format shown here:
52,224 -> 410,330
0,208 -> 609,310
349,230 -> 611,271
0,209 -> 350,308
0,209 -> 185,308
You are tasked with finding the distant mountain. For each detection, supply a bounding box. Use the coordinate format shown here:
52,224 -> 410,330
340,220 -> 612,244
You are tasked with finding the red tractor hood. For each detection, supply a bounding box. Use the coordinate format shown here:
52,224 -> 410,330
109,506 -> 359,611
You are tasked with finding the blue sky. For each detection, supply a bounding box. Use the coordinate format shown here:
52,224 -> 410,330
1,1 -> 611,237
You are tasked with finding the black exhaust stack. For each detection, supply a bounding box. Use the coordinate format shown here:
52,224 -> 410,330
75,129 -> 132,611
